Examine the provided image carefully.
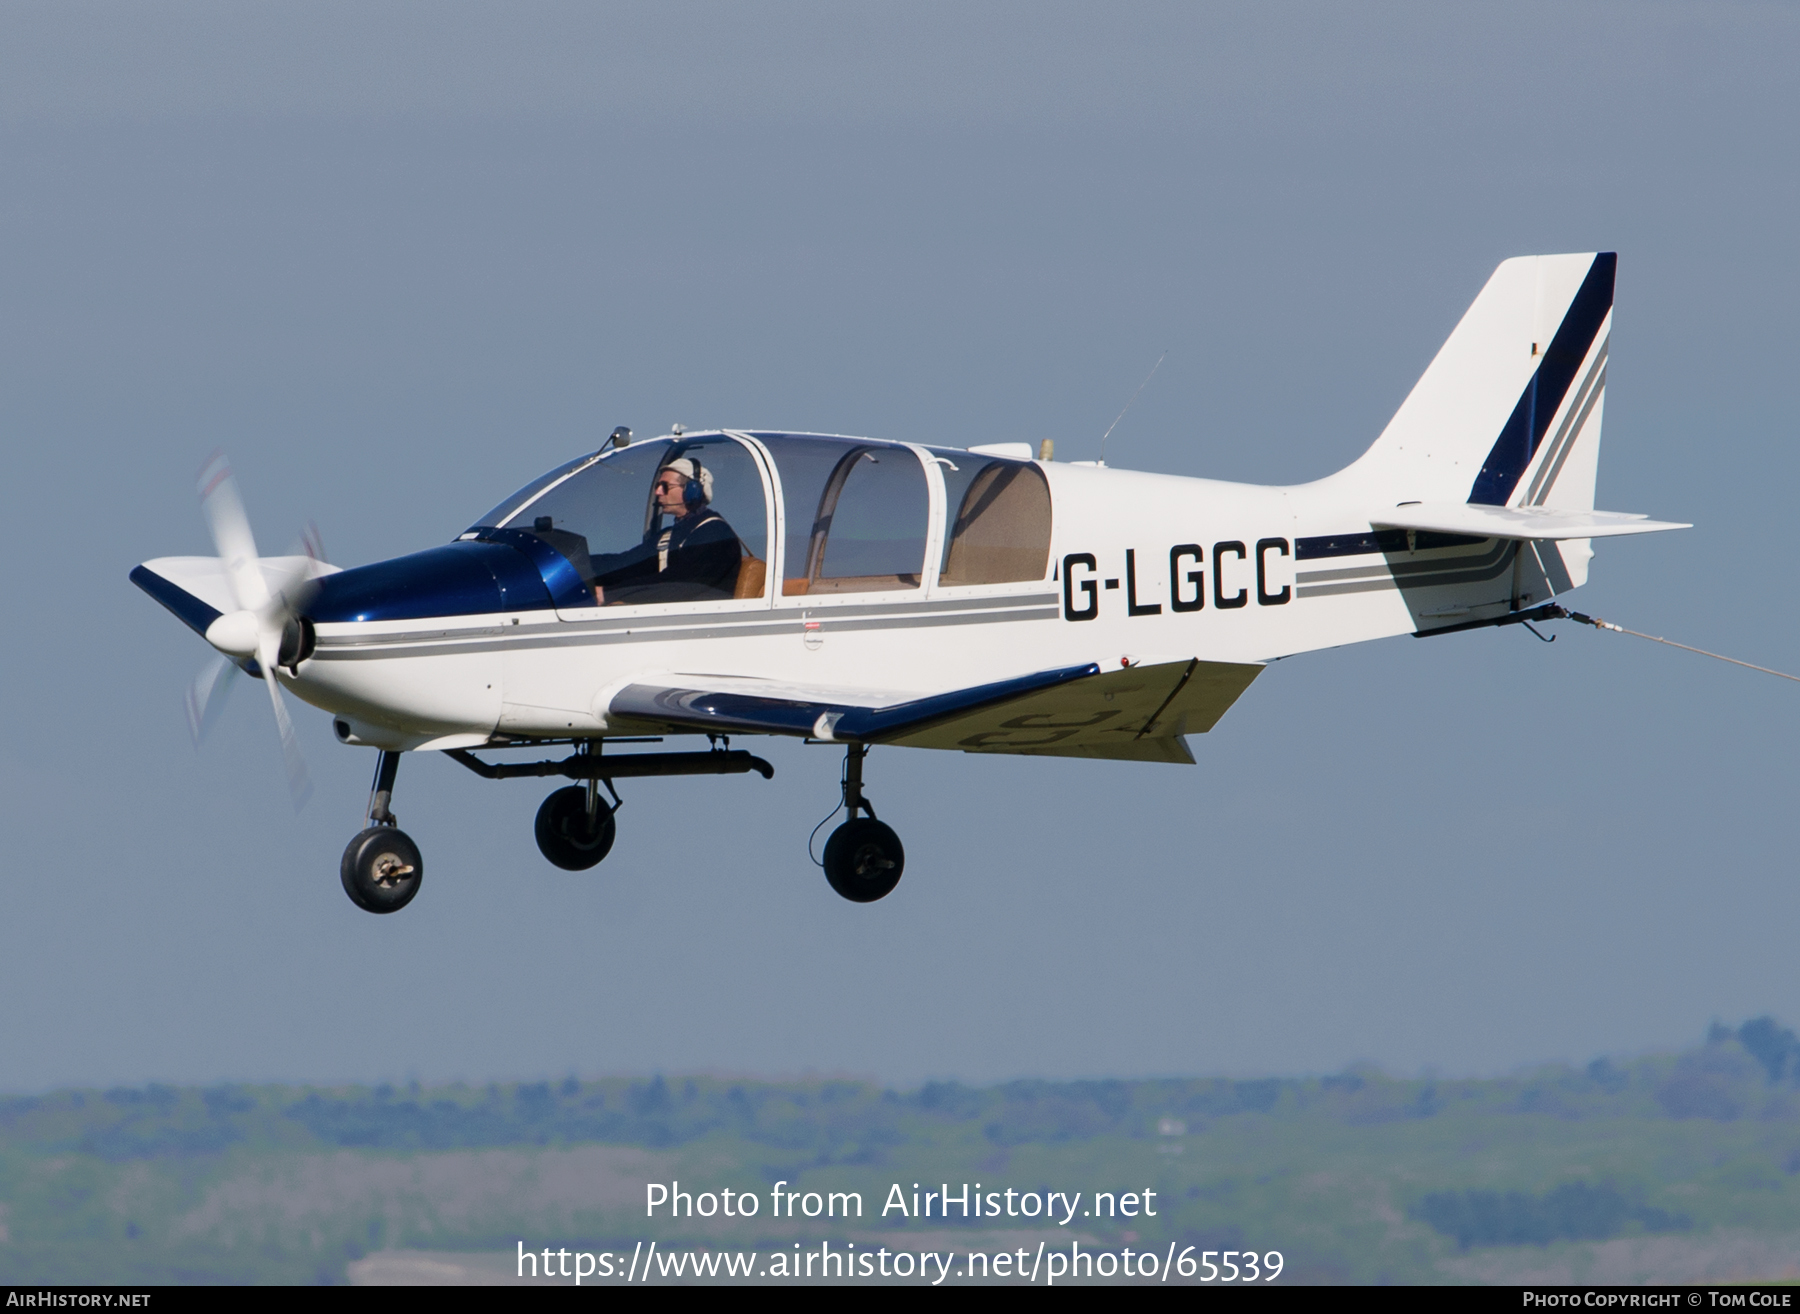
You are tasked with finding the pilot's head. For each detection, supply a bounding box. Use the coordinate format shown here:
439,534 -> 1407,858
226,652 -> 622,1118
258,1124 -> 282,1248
654,457 -> 714,517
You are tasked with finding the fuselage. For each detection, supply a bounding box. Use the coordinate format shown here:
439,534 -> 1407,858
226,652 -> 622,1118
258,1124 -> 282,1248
279,431 -> 1549,752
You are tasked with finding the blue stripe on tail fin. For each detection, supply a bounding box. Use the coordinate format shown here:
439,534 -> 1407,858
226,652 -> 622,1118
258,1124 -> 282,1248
1466,253 -> 1615,506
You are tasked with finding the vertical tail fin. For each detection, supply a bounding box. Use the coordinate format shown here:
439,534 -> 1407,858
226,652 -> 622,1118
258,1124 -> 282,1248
1337,253 -> 1615,513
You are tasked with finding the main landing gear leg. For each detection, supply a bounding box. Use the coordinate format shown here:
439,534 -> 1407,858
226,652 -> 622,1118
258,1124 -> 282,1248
340,750 -> 424,914
534,739 -> 618,871
822,743 -> 905,903
443,741 -> 772,872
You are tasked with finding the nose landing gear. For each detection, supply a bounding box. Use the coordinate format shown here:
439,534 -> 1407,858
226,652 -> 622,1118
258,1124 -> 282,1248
340,750 -> 423,914
821,744 -> 904,903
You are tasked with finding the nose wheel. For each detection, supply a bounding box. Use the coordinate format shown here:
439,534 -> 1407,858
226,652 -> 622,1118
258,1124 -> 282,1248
340,751 -> 423,914
341,826 -> 423,913
821,745 -> 904,902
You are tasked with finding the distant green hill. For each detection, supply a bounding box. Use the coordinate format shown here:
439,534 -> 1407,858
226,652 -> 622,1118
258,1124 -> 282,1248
2,1019 -> 1797,1284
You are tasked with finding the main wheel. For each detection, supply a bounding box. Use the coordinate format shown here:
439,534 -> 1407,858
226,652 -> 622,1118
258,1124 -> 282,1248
535,786 -> 617,870
340,827 -> 423,914
822,818 -> 905,902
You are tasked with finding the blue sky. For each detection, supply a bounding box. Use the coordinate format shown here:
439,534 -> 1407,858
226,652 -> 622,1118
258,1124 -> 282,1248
1,2 -> 1795,1089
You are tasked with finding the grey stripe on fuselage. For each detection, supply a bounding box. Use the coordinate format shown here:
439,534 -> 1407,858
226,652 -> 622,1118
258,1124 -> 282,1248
560,590 -> 1057,631
1296,538 -> 1510,586
309,592 -> 1062,661
1294,561 -> 1396,584
1295,541 -> 1517,599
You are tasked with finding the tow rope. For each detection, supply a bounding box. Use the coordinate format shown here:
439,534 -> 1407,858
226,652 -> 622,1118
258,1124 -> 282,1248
1534,604 -> 1800,685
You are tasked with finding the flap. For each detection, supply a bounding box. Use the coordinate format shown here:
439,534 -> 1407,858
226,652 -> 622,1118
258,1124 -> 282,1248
886,658 -> 1261,760
1370,503 -> 1689,540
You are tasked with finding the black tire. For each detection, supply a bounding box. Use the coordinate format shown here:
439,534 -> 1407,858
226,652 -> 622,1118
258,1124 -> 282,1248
340,826 -> 423,914
822,818 -> 905,903
535,786 -> 617,871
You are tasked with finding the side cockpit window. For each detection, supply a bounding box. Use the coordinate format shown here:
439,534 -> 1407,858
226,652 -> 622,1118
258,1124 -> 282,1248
931,453 -> 1052,585
757,436 -> 928,595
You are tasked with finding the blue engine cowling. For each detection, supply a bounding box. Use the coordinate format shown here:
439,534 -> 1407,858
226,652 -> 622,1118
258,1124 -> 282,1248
304,540 -> 560,624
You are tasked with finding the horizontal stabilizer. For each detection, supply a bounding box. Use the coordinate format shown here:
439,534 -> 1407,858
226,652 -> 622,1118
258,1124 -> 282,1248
1371,503 -> 1689,541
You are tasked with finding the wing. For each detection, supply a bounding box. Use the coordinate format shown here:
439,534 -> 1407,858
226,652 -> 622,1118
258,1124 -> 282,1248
606,658 -> 1263,764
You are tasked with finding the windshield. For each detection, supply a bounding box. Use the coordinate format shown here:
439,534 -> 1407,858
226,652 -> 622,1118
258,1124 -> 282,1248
468,452 -> 597,532
484,436 -> 771,605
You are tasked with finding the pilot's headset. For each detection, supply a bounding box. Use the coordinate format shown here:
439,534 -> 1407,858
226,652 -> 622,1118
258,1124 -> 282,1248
666,455 -> 713,509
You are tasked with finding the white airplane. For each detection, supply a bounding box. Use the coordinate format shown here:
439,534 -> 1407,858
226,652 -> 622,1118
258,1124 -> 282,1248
133,252 -> 1684,915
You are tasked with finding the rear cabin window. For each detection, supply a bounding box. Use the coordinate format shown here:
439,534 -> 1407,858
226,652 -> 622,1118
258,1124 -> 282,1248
756,435 -> 929,595
930,451 -> 1053,586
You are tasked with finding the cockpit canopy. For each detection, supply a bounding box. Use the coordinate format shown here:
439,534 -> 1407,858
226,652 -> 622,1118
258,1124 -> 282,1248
468,431 -> 1051,608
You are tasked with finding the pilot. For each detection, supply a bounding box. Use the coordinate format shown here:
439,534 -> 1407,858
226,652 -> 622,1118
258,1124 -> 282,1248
591,456 -> 742,604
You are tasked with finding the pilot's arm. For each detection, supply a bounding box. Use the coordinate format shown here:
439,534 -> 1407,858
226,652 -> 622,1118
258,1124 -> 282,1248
588,536 -> 660,600
590,510 -> 741,603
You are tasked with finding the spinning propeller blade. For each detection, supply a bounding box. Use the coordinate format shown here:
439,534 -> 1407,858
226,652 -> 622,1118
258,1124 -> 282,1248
257,629 -> 314,810
193,451 -> 315,810
185,654 -> 239,746
198,451 -> 270,613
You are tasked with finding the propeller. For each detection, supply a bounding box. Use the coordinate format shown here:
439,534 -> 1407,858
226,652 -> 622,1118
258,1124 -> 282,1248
191,452 -> 319,809
185,653 -> 238,746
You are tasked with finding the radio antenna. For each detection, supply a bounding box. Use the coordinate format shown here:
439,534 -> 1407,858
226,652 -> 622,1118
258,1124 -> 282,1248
1098,350 -> 1167,467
